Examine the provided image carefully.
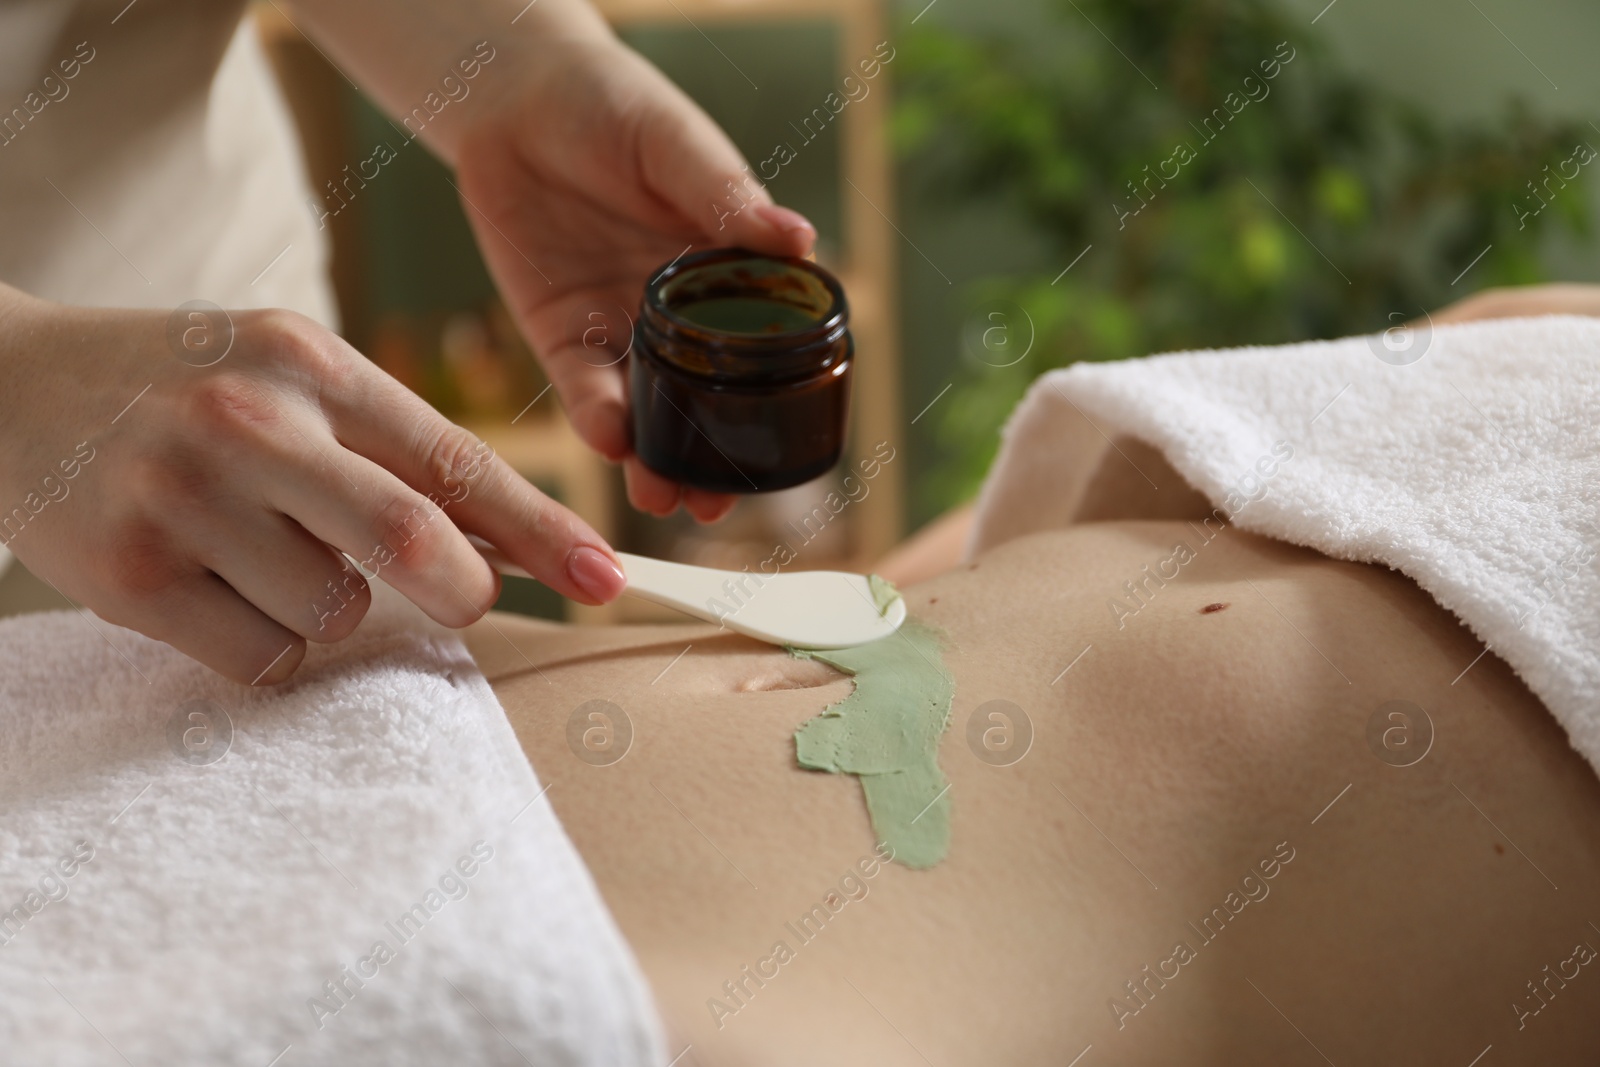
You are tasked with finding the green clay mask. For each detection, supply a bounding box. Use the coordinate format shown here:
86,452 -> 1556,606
867,574 -> 902,616
790,618 -> 954,869
675,297 -> 820,334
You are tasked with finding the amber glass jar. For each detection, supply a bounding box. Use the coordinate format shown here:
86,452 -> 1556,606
630,248 -> 852,493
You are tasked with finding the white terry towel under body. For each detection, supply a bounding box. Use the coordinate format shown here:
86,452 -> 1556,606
0,600 -> 666,1066
970,316 -> 1600,777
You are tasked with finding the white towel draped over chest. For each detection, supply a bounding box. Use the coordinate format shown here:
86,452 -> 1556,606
971,316 -> 1600,776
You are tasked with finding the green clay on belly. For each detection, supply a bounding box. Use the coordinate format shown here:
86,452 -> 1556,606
790,618 -> 954,869
866,574 -> 901,616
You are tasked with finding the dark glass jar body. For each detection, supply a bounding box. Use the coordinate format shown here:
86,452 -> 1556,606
629,248 -> 852,493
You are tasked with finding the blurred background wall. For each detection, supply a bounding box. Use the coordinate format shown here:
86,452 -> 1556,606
260,0 -> 1600,619
894,0 -> 1600,522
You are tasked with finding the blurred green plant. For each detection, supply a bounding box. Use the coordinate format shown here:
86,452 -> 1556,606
894,0 -> 1594,507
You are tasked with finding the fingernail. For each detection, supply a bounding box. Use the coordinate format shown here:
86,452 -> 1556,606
567,546 -> 627,603
754,203 -> 816,241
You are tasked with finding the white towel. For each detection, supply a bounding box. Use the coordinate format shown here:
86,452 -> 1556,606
0,594 -> 666,1066
971,316 -> 1600,776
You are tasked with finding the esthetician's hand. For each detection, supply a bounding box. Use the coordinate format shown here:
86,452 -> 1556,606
451,33 -> 817,522
0,287 -> 627,685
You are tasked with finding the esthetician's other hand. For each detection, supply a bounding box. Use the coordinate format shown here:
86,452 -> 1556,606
451,32 -> 815,522
0,287 -> 627,686
272,0 -> 815,519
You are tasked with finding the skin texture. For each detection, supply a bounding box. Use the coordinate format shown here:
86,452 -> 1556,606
467,520 -> 1600,1067
873,504 -> 975,588
1426,283 -> 1600,324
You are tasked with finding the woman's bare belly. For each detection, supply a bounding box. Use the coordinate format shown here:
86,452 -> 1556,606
465,521 -> 1600,1066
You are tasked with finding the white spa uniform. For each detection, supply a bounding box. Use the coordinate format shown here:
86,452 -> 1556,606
0,0 -> 333,319
0,0 -> 334,576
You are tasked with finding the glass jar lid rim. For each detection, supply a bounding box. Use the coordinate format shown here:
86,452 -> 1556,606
646,248 -> 848,340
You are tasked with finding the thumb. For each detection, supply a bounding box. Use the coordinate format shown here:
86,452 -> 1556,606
641,96 -> 817,257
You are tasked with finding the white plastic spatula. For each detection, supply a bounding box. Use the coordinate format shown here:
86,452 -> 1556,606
470,539 -> 906,650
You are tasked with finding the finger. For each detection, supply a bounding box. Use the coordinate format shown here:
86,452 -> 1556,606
743,203 -> 818,258
538,320 -> 633,463
251,429 -> 503,628
190,508 -> 372,643
682,488 -> 737,524
99,566 -> 306,686
624,457 -> 682,517
325,363 -> 627,606
437,449 -> 626,606
638,93 -> 816,257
